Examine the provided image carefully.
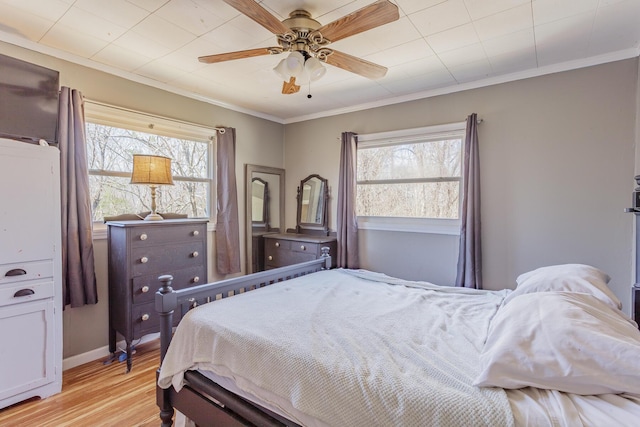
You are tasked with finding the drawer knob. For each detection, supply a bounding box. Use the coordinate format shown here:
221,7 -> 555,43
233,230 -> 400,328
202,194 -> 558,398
192,230 -> 199,236
141,313 -> 150,321
141,285 -> 150,293
300,245 -> 306,251
192,276 -> 200,283
192,251 -> 199,258
140,256 -> 149,264
268,255 -> 273,261
140,233 -> 148,241
275,242 -> 280,247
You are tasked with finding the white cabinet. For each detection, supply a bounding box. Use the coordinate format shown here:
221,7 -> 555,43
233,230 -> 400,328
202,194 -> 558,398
0,138 -> 62,409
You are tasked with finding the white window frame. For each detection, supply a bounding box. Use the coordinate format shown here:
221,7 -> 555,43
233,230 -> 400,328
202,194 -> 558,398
356,121 -> 466,235
84,101 -> 216,239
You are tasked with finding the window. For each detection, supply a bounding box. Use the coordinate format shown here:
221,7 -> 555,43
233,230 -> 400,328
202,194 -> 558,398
356,122 -> 465,234
85,102 -> 215,223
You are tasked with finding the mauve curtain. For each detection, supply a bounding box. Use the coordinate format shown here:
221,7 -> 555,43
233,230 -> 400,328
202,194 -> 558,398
215,127 -> 241,274
58,87 -> 98,307
455,113 -> 482,289
337,132 -> 359,268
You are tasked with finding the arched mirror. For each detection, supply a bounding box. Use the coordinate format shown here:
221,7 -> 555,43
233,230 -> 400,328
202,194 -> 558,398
251,177 -> 269,227
296,174 -> 329,236
245,165 -> 285,274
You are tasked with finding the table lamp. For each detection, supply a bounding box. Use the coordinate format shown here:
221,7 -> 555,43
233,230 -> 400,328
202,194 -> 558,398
130,154 -> 174,220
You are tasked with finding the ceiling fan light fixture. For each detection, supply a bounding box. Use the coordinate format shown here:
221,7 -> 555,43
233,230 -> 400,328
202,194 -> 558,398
273,58 -> 289,80
285,51 -> 305,77
273,51 -> 306,80
304,57 -> 326,82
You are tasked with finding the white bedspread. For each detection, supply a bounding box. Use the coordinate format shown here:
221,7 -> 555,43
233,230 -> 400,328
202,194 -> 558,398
158,269 -> 515,427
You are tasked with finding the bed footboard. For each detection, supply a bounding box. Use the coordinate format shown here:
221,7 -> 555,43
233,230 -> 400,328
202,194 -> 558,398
156,250 -> 331,427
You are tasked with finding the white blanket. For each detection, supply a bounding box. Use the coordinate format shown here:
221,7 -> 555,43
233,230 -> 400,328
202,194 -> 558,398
158,269 -> 514,427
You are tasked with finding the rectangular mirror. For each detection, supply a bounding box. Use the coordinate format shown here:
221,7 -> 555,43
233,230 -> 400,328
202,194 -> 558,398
245,164 -> 285,274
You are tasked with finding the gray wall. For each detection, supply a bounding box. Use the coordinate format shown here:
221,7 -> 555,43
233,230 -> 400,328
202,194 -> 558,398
0,42 -> 286,358
284,59 -> 638,315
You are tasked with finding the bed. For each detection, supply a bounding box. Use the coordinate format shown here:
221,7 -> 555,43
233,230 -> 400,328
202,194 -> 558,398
155,253 -> 640,427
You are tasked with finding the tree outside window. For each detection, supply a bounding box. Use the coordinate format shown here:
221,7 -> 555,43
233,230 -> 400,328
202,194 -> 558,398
357,136 -> 462,220
86,122 -> 211,221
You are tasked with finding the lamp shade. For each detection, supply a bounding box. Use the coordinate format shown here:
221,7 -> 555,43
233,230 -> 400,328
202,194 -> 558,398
285,51 -> 305,77
273,58 -> 289,80
130,154 -> 174,186
304,57 -> 326,82
273,51 -> 306,80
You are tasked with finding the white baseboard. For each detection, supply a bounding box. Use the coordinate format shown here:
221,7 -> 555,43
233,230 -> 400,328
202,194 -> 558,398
62,346 -> 111,371
62,333 -> 160,371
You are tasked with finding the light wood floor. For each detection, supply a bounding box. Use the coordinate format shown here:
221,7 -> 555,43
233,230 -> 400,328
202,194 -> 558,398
0,339 -> 165,427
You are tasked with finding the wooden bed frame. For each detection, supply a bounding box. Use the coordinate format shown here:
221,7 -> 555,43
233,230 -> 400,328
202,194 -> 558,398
155,250 -> 331,427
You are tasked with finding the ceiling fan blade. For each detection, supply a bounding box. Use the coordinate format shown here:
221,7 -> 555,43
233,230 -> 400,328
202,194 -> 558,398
313,0 -> 399,43
323,50 -> 388,79
222,0 -> 291,35
198,47 -> 281,64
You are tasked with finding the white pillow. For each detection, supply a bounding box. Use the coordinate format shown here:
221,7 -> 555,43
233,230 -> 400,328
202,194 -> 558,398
503,264 -> 621,311
474,291 -> 640,395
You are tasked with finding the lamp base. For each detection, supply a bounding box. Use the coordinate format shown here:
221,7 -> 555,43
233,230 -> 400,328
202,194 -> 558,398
144,212 -> 164,221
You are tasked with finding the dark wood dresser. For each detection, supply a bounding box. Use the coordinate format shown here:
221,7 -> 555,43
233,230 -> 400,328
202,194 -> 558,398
263,233 -> 337,269
107,219 -> 208,371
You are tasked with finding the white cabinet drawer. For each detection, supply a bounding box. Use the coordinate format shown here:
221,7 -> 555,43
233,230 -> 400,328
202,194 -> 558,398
0,281 -> 55,307
0,261 -> 54,285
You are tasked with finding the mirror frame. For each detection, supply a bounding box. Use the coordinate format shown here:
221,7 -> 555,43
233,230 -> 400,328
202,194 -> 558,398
245,164 -> 285,274
296,174 -> 329,236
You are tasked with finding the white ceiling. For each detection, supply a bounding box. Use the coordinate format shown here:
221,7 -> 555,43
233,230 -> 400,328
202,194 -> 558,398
1,0 -> 639,123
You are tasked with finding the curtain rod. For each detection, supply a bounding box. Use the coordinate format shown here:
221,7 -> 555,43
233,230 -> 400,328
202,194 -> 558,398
83,98 -> 226,134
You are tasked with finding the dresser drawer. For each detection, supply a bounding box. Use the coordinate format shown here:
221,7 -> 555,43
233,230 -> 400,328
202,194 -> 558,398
290,241 -> 319,254
132,266 -> 205,304
129,223 -> 205,248
0,261 -> 54,285
131,241 -> 204,277
265,238 -> 291,251
264,246 -> 279,265
0,280 -> 54,307
132,301 -> 180,337
265,249 -> 315,268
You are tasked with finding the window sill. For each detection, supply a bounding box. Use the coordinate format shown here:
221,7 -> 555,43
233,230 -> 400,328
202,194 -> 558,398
92,220 -> 215,240
357,216 -> 460,235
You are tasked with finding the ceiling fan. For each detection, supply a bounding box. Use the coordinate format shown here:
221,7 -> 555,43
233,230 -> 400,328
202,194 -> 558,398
198,0 -> 400,94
